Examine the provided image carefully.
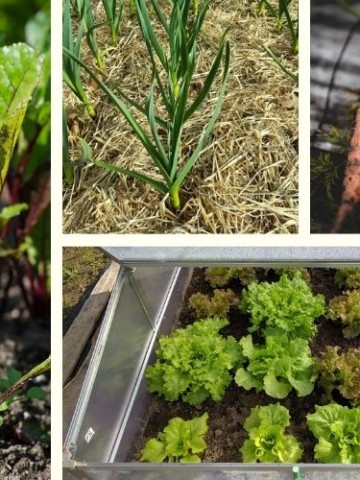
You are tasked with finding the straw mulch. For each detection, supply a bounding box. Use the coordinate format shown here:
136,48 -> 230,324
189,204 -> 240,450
63,0 -> 298,233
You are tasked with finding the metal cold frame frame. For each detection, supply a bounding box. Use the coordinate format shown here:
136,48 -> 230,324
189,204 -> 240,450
63,247 -> 360,480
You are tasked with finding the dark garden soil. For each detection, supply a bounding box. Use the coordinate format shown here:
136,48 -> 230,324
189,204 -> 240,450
132,267 -> 360,464
0,272 -> 50,480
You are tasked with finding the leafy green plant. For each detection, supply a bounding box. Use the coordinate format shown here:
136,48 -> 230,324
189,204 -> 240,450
334,268 -> 360,289
241,403 -> 302,463
0,43 -> 41,192
146,317 -> 242,405
259,0 -> 298,53
140,413 -> 208,463
102,0 -> 123,44
307,403 -> 360,463
189,288 -> 239,319
326,290 -> 360,338
63,104 -> 74,185
204,267 -> 257,288
235,334 -> 317,399
317,346 -> 360,406
259,0 -> 298,82
0,13 -> 50,320
0,357 -> 50,426
63,0 -> 96,118
240,274 -> 325,340
270,267 -> 311,285
72,0 -> 104,69
63,0 -> 230,210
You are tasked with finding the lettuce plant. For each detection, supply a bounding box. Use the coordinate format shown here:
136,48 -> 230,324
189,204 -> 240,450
326,290 -> 360,338
189,289 -> 239,319
140,413 -> 208,463
270,267 -> 311,284
205,267 -> 257,288
317,346 -> 360,406
307,403 -> 360,463
235,335 -> 317,399
241,403 -> 302,463
146,317 -> 242,405
241,274 -> 325,340
334,267 -> 360,289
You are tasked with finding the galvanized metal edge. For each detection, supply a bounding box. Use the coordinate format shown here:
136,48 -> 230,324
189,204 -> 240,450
63,267 -> 126,460
101,247 -> 360,266
65,462 -> 360,472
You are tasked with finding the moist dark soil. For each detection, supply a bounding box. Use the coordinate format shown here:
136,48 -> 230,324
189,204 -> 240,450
132,267 -> 360,464
0,270 -> 50,480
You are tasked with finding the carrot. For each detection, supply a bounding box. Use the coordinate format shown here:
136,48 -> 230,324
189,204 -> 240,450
331,105 -> 360,233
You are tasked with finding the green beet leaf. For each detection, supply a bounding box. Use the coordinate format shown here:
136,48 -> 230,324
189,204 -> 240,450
0,43 -> 42,192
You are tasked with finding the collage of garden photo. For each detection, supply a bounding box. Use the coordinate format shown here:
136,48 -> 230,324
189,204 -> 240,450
0,0 -> 360,479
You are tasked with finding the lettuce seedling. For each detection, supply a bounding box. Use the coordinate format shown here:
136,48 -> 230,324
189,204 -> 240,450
205,267 -> 257,288
235,335 -> 317,398
146,317 -> 242,405
241,273 -> 325,340
326,290 -> 360,338
270,267 -> 311,285
334,268 -> 360,289
241,403 -> 302,463
140,413 -> 208,463
307,403 -> 360,463
317,346 -> 360,406
189,289 -> 239,319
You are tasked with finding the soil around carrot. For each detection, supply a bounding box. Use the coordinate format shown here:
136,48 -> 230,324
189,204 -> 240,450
63,0 -> 298,234
132,267 -> 360,463
0,273 -> 50,479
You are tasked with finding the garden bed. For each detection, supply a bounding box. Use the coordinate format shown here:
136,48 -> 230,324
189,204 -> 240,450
0,273 -> 50,480
130,267 -> 360,464
63,0 -> 298,234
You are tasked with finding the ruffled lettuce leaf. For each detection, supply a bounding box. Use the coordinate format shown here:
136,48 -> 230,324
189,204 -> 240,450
235,335 -> 317,399
241,404 -> 302,463
241,273 -> 325,340
146,317 -> 242,404
140,413 -> 208,463
307,404 -> 360,463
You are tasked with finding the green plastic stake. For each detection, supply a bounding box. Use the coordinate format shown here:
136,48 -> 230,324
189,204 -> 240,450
293,466 -> 301,480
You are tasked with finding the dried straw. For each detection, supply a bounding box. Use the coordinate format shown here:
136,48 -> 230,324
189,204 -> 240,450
63,0 -> 298,233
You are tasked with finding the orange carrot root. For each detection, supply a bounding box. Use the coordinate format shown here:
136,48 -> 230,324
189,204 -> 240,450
331,105 -> 360,233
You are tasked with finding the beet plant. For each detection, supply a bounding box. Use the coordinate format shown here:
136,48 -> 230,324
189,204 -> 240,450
0,357 -> 50,426
145,317 -> 242,405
